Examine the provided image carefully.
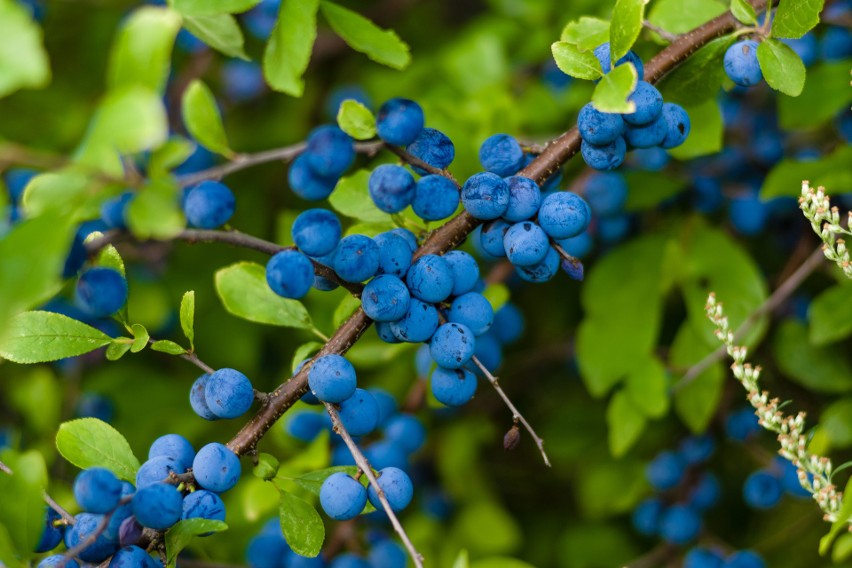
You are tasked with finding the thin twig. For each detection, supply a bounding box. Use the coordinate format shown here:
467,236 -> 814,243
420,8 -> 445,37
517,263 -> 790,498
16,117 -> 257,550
181,350 -> 216,375
469,356 -> 552,467
0,460 -> 11,475
384,144 -> 460,188
643,20 -> 679,42
323,404 -> 425,568
59,496 -> 130,567
43,491 -> 77,525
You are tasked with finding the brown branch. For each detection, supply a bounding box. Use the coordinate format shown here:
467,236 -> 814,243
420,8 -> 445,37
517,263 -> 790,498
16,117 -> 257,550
384,143 -> 460,187
43,492 -> 77,525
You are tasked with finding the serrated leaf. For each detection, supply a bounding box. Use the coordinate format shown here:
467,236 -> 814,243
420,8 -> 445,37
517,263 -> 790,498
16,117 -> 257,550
289,466 -> 360,495
821,477 -> 852,555
172,0 -> 261,16
320,1 -> 410,70
292,341 -> 323,374
609,0 -> 648,64
757,38 -> 805,97
607,390 -> 647,456
730,0 -> 758,24
772,0 -> 824,39
183,13 -> 247,59
150,340 -> 187,355
336,99 -> 376,140
809,284 -> 852,346
560,17 -> 610,50
182,80 -> 233,157
551,41 -> 603,80
215,262 -> 313,329
106,340 -> 133,361
55,418 -> 140,482
180,291 -> 195,349
278,490 -> 324,557
333,295 -> 362,328
165,519 -> 228,567
0,0 -> 51,98
107,6 -> 181,93
658,35 -> 735,106
130,323 -> 149,353
329,170 -> 393,223
0,311 -> 113,363
591,62 -> 637,113
263,0 -> 319,96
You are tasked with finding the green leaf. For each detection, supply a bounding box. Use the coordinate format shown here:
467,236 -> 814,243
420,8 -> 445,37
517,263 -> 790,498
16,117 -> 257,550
165,519 -> 228,567
0,0 -> 50,98
291,341 -> 322,373
761,145 -> 852,198
609,0 -> 648,64
809,283 -> 852,346
772,0 -> 824,39
107,6 -> 181,93
0,449 -> 48,557
658,35 -> 736,106
9,367 -> 61,435
453,550 -> 471,568
623,171 -> 686,211
149,137 -> 196,178
278,490 -> 325,557
820,476 -> 852,555
820,398 -> 852,449
332,294 -> 362,328
182,13 -> 248,59
336,99 -> 376,140
671,321 -> 725,433
482,283 -> 510,312
0,311 -> 113,363
215,262 -> 313,329
647,0 -> 726,34
0,522 -> 24,568
551,41 -> 603,80
757,39 -> 806,96
21,170 -> 92,219
289,466 -> 360,495
320,1 -> 410,70
560,17 -> 610,51
130,323 -> 149,353
263,0 -> 319,96
91,239 -> 127,277
151,340 -> 188,355
127,180 -> 186,240
180,291 -> 196,349
106,340 -> 133,361
55,418 -> 141,482
775,320 -> 852,393
625,356 -> 669,418
591,63 -> 638,113
182,80 -> 233,157
607,390 -> 647,456
172,0 -> 261,16
730,0 -> 758,25
329,170 -> 393,223
779,60 -> 852,130
667,99 -> 723,159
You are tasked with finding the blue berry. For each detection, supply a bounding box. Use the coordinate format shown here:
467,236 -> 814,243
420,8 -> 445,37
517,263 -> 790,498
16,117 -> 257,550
100,192 -> 134,229
149,434 -> 195,472
724,40 -> 762,87
684,548 -> 724,568
503,176 -> 541,222
376,98 -> 424,146
288,154 -> 338,200
326,85 -> 372,119
725,408 -> 760,441
412,175 -> 459,221
728,193 -> 769,236
405,254 -> 454,303
193,443 -> 241,493
448,292 -> 494,336
38,556 -> 80,568
472,332 -> 502,373
537,192 -> 591,239
362,275 -> 411,322
204,368 -> 254,419
63,228 -> 88,278
376,321 -> 401,344
36,507 -> 64,553
368,540 -> 407,568
106,481 -> 136,542
132,483 -> 182,530
64,513 -> 118,562
478,219 -> 510,257
136,456 -> 180,489
405,128 -> 455,175
333,235 -> 380,283
330,554 -> 371,568
581,136 -> 627,170
367,467 -> 413,512
288,553 -> 327,568
775,457 -> 810,498
246,532 -> 290,568
646,451 -> 686,490
388,298 -> 440,342
821,26 -> 852,61
594,43 -> 644,77
460,172 -> 510,220
383,414 -> 426,454
338,388 -> 380,436
364,441 -> 409,471
503,221 -> 550,267
624,81 -> 663,125
309,354 -> 357,403
578,103 -> 625,145
184,181 -> 236,229
632,498 -> 663,536
304,125 -> 355,178
515,246 -> 560,283
374,231 -> 413,278
479,134 -> 524,177
660,103 -> 691,149
723,551 -> 765,568
369,388 -> 397,427
443,250 -> 479,296
431,366 -> 478,406
190,374 -> 218,421
631,147 -> 670,171
584,173 -> 627,217
286,410 -> 331,441
221,59 -> 265,102
76,268 -> 128,318
658,504 -> 701,544
319,472 -> 367,520
74,467 -> 123,514
182,489 -> 226,523
689,472 -> 721,511
266,250 -> 314,299
625,115 -> 667,148
492,303 -> 524,344
108,545 -> 158,567
292,209 -> 341,256
678,435 -> 715,465
389,228 -> 417,251
743,470 -> 783,509
118,515 -> 143,547
430,322 -> 475,370
369,164 -> 416,213
4,168 -> 36,204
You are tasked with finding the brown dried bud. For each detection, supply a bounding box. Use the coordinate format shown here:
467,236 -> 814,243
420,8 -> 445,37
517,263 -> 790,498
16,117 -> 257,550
504,424 -> 520,451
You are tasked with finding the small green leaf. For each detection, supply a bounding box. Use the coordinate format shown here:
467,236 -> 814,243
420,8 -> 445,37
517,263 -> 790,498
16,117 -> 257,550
820,477 -> 852,555
172,0 -> 261,16
92,240 -> 127,277
336,99 -> 376,140
0,450 -> 48,556
79,86 -> 170,159
106,340 -> 133,361
667,99 -> 723,160
180,291 -> 196,349
292,341 -> 323,374
761,145 -> 852,199
658,35 -> 735,106
809,283 -> 852,346
263,0 -> 319,96
0,0 -> 51,98
215,262 -> 313,329
623,171 -> 686,211
453,550 -> 471,568
107,6 -> 181,93
130,323 -> 149,353
757,38 -> 806,96
730,0 -> 757,25
127,180 -> 186,240
609,0 -> 649,64
647,0 -> 726,34
182,80 -> 233,157
149,137 -> 196,178
625,356 -> 669,418
591,63 -> 638,114
289,466 -> 360,495
550,41 -> 603,80
150,340 -> 188,355
560,17 -> 610,51
253,453 -> 280,480
779,60 -> 852,130
182,13 -> 248,59
56,418 -> 141,482
0,311 -> 113,363
772,0 -> 824,39
278,490 -> 325,557
165,519 -> 228,567
329,170 -> 393,223
333,295 -> 362,328
775,320 -> 852,393
320,1 -> 410,70
607,390 -> 647,456
482,283 -> 509,312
